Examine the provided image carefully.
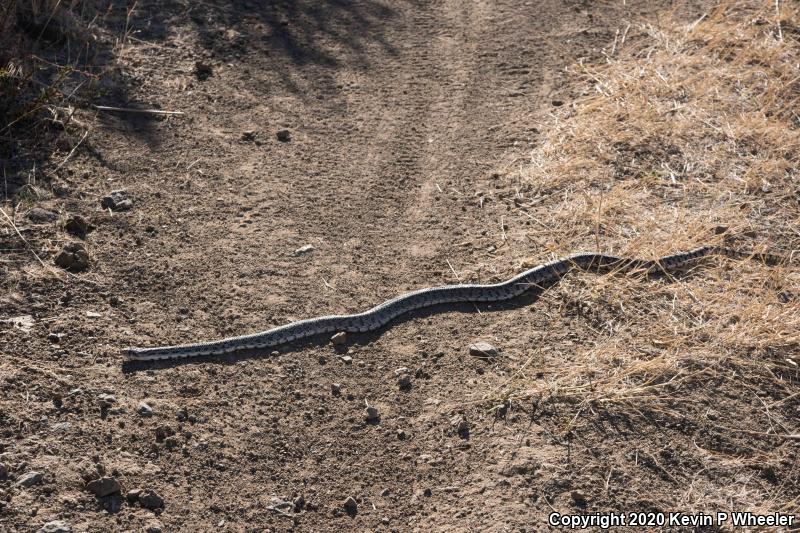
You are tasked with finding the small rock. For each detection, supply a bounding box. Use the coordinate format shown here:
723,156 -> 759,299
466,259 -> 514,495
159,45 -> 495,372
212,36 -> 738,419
450,414 -> 470,437
126,488 -> 142,502
16,471 -> 44,487
339,355 -> 353,364
138,489 -> 164,509
50,422 -> 71,432
64,215 -> 91,237
293,244 -> 314,255
137,401 -> 153,417
396,429 -> 406,440
0,463 -> 7,479
241,130 -> 256,142
571,490 -> 587,507
318,355 -> 327,364
144,521 -> 163,533
395,367 -> 412,389
54,242 -> 89,272
552,99 -> 564,106
469,341 -> 498,358
47,332 -> 62,343
27,208 -> 58,224
194,61 -> 213,80
276,129 -> 291,142
380,488 -> 390,497
85,476 -> 121,497
293,494 -> 305,512
343,496 -> 357,515
330,383 -> 342,396
97,394 -> 116,408
364,406 -> 380,423
155,425 -> 175,442
100,189 -> 132,211
331,332 -> 347,345
39,520 -> 71,533
423,488 -> 432,497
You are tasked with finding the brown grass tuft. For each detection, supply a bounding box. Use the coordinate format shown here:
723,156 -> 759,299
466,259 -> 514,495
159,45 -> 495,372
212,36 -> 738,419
491,0 -> 799,515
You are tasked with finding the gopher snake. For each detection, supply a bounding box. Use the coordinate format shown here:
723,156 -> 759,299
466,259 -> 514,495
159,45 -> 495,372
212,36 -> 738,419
124,246 -> 783,361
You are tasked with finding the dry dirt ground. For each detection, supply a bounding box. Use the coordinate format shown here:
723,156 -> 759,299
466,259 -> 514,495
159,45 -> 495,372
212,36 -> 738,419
2,0 -> 799,531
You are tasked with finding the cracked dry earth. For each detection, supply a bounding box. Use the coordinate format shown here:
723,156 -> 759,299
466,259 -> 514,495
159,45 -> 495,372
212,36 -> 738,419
2,1 -> 695,531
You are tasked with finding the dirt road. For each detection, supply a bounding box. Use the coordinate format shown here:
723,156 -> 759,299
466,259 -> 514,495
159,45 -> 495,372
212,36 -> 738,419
3,1 -> 685,530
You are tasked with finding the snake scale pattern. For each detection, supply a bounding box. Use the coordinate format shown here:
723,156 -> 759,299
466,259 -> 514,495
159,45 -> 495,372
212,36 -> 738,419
124,246 -> 782,361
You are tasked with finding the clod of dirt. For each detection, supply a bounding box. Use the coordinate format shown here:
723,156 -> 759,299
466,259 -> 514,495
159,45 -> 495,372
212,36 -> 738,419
144,521 -> 163,533
16,471 -> 43,487
100,190 -> 133,211
396,429 -> 407,440
395,367 -> 412,389
364,406 -> 380,423
194,61 -> 213,81
47,332 -> 63,343
27,207 -> 58,224
343,496 -> 358,515
571,490 -> 587,507
64,215 -> 92,238
154,425 -> 175,442
137,401 -> 154,417
551,99 -> 564,106
276,129 -> 291,142
138,489 -> 164,510
54,242 -> 89,272
241,130 -> 256,142
39,520 -> 71,533
0,463 -> 7,479
97,394 -> 116,409
85,476 -> 121,497
450,414 -> 470,438
469,341 -> 498,358
293,494 -> 305,512
330,383 -> 342,396
331,331 -> 347,345
126,488 -> 142,502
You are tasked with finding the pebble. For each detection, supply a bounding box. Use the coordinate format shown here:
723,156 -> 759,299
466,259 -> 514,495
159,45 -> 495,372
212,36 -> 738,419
396,429 -> 406,440
339,355 -> 353,364
469,341 -> 498,358
364,406 -> 380,422
343,496 -> 358,514
138,489 -> 164,509
293,494 -> 305,511
100,189 -> 133,211
47,332 -> 62,343
394,367 -> 412,389
144,522 -> 163,533
155,425 -> 175,442
16,471 -> 43,487
137,401 -> 154,417
27,208 -> 58,223
194,61 -> 213,80
330,383 -> 341,396
380,488 -> 390,497
276,129 -> 291,142
450,414 -> 470,436
126,488 -> 142,502
293,244 -> 314,255
97,394 -> 116,409
0,463 -> 7,479
39,520 -> 71,533
241,130 -> 256,142
85,476 -> 121,497
331,331 -> 347,345
64,215 -> 91,238
54,242 -> 89,272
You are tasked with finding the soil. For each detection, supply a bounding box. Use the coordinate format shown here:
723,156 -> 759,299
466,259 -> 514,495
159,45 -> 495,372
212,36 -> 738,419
7,1 -> 789,532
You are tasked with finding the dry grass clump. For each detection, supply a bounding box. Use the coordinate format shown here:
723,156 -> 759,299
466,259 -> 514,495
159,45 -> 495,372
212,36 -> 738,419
491,0 -> 799,514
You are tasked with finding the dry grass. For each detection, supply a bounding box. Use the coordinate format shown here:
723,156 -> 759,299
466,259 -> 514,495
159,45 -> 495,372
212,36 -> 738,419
491,0 -> 799,515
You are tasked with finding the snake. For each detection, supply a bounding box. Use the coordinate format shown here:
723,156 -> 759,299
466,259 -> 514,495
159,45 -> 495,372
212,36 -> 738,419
123,246 -> 784,361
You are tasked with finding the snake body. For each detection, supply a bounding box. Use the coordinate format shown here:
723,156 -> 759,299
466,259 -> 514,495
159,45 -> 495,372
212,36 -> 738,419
124,246 -> 780,361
